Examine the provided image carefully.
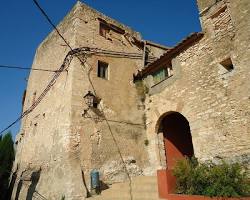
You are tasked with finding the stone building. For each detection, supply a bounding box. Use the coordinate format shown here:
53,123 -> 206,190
11,0 -> 250,200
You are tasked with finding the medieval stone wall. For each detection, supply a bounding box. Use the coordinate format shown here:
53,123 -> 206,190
144,0 -> 250,172
69,2 -> 150,186
12,4 -> 86,200
12,2 -> 164,199
12,0 -> 250,199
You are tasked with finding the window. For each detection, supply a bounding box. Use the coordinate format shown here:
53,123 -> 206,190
99,19 -> 125,39
152,68 -> 168,85
93,101 -> 98,108
98,61 -> 109,79
220,57 -> 234,72
99,22 -> 110,38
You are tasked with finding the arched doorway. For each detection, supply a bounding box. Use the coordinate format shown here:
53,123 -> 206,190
162,112 -> 194,169
156,112 -> 194,197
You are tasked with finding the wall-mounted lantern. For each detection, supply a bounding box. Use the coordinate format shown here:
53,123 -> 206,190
83,91 -> 100,108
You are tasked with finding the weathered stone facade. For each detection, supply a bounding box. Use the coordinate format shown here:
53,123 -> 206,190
12,2 -> 166,200
12,0 -> 250,199
142,0 -> 250,171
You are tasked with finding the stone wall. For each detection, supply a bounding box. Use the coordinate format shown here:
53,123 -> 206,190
11,1 -> 250,199
144,0 -> 250,172
12,2 -> 165,200
69,2 -> 152,186
12,3 -> 86,200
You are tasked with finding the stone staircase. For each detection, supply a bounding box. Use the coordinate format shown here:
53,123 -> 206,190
88,176 -> 164,200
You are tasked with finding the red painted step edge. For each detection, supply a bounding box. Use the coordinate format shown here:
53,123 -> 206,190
165,194 -> 250,200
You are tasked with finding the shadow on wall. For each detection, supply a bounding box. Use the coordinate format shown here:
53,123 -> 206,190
7,166 -> 18,200
14,168 -> 42,200
26,168 -> 42,200
15,171 -> 24,200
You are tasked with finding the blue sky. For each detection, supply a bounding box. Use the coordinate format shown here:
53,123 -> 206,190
0,0 -> 201,138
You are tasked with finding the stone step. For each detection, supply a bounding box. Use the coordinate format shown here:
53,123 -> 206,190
89,194 -> 163,199
131,176 -> 158,183
99,190 -> 159,197
87,176 -> 163,200
110,183 -> 158,192
112,176 -> 158,186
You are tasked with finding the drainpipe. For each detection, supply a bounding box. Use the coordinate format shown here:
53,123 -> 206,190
142,40 -> 146,68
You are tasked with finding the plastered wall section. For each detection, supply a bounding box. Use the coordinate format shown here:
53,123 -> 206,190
144,0 -> 250,171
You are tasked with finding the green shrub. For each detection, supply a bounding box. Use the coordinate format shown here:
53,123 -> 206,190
0,132 -> 15,200
173,157 -> 250,197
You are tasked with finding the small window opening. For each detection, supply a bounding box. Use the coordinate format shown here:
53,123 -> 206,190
220,57 -> 234,72
99,18 -> 125,38
93,102 -> 98,108
99,22 -> 110,38
98,61 -> 108,79
152,68 -> 169,85
144,47 -> 150,65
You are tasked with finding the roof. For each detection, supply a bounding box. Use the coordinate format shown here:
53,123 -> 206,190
132,37 -> 170,51
136,32 -> 204,77
145,40 -> 170,50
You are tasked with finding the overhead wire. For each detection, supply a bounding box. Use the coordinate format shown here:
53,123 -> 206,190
0,50 -> 74,135
0,65 -> 63,73
83,116 -> 144,127
33,0 -> 73,51
0,2 -> 145,198
32,1 -> 136,199
0,48 -> 144,135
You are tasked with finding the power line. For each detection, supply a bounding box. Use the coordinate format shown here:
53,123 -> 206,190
0,2 -> 141,198
0,48 -> 144,135
32,1 -> 135,199
0,50 -> 73,135
33,0 -> 73,51
83,116 -> 144,127
0,65 -> 63,72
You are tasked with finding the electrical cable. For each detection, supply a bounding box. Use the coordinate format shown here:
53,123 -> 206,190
0,51 -> 74,135
33,0 -> 73,51
32,1 -> 135,199
0,48 -> 144,136
83,116 -> 144,127
0,65 -> 63,73
0,2 -> 149,198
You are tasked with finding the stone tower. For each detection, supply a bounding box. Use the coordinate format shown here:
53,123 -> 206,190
11,1 -> 167,200
11,0 -> 250,199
